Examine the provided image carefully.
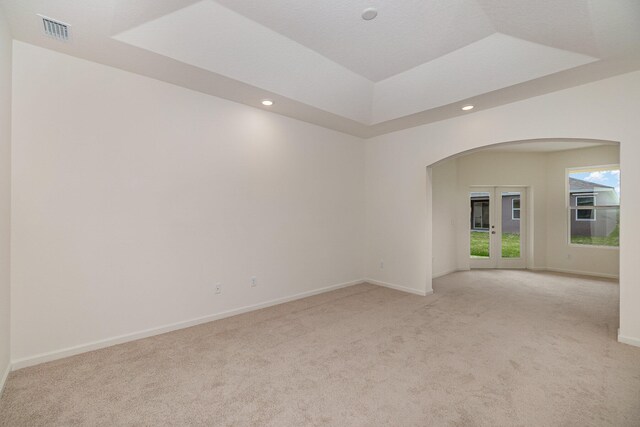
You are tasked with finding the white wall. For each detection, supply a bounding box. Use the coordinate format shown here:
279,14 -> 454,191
10,42 -> 365,365
430,159 -> 458,277
431,146 -> 619,278
364,70 -> 640,346
0,7 -> 12,388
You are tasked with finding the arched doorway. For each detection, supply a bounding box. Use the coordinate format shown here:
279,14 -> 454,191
427,138 -> 620,284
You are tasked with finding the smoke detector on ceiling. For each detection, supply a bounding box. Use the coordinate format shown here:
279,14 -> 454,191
362,8 -> 378,21
37,14 -> 71,42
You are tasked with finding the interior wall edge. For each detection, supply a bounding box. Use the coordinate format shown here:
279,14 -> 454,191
528,267 -> 619,280
0,362 -> 9,398
10,277 -> 441,370
11,278 -> 367,371
364,278 -> 432,296
0,3 -> 13,400
432,268 -> 458,279
618,331 -> 640,348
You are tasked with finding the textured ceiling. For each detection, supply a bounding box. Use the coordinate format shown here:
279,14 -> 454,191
214,0 -> 495,82
1,0 -> 639,136
372,33 -> 596,122
212,0 -> 640,82
479,0 -> 640,58
477,0 -> 600,57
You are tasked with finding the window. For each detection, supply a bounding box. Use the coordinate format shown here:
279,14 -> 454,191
511,198 -> 520,220
575,195 -> 596,221
567,167 -> 620,247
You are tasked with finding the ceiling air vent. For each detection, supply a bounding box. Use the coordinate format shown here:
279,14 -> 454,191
38,15 -> 71,42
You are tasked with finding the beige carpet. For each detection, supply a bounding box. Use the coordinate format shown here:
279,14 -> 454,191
1,270 -> 639,426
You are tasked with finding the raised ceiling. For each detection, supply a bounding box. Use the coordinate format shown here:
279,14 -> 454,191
1,0 -> 639,137
213,0 -> 497,82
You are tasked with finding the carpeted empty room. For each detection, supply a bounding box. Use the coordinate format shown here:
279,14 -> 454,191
2,1 -> 640,426
1,271 -> 639,425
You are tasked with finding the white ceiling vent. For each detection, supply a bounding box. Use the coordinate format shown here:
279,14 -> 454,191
38,15 -> 71,42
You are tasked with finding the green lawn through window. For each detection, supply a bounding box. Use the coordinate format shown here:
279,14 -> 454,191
571,225 -> 619,247
471,225 -> 619,258
470,231 -> 521,258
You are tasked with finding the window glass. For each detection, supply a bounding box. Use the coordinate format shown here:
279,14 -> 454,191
470,192 -> 490,257
568,168 -> 619,247
503,193 -> 521,258
576,195 -> 595,206
511,198 -> 520,220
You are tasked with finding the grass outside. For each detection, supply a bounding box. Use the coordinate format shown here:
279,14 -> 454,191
571,225 -> 619,247
470,231 -> 521,258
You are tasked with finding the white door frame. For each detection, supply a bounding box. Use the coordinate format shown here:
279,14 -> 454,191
470,186 -> 527,269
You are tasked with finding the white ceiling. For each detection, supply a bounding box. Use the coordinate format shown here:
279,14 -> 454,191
1,0 -> 639,136
113,1 -> 374,124
371,33 -> 595,123
213,0 -> 497,82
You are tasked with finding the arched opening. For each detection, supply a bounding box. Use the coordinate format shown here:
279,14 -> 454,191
426,137 -> 620,296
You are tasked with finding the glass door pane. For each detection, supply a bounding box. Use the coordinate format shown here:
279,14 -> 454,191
501,191 -> 521,258
470,192 -> 490,258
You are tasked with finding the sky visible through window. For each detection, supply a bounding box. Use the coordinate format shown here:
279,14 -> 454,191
570,169 -> 620,196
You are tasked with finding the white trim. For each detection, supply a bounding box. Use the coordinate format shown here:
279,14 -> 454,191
432,268 -> 458,279
530,267 -> 618,280
568,243 -> 619,250
11,279 -> 364,370
0,362 -> 10,397
364,278 -> 433,296
618,331 -> 640,348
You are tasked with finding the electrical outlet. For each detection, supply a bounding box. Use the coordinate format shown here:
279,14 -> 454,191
380,260 -> 384,269
251,276 -> 257,287
215,283 -> 222,294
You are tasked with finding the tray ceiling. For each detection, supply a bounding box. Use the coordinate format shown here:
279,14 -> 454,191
2,0 -> 639,136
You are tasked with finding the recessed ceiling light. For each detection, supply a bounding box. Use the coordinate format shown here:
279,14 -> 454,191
462,105 -> 474,111
261,99 -> 274,106
362,8 -> 378,21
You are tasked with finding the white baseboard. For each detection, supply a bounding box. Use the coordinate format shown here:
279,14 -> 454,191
0,362 -> 10,397
364,278 -> 433,296
432,268 -> 458,279
11,278 -> 364,370
530,267 -> 618,280
618,331 -> 640,348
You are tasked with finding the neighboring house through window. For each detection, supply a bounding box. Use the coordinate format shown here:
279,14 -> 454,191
575,194 -> 596,221
567,167 -> 620,247
511,198 -> 520,220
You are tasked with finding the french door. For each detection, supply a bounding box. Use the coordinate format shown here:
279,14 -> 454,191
469,186 -> 527,269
